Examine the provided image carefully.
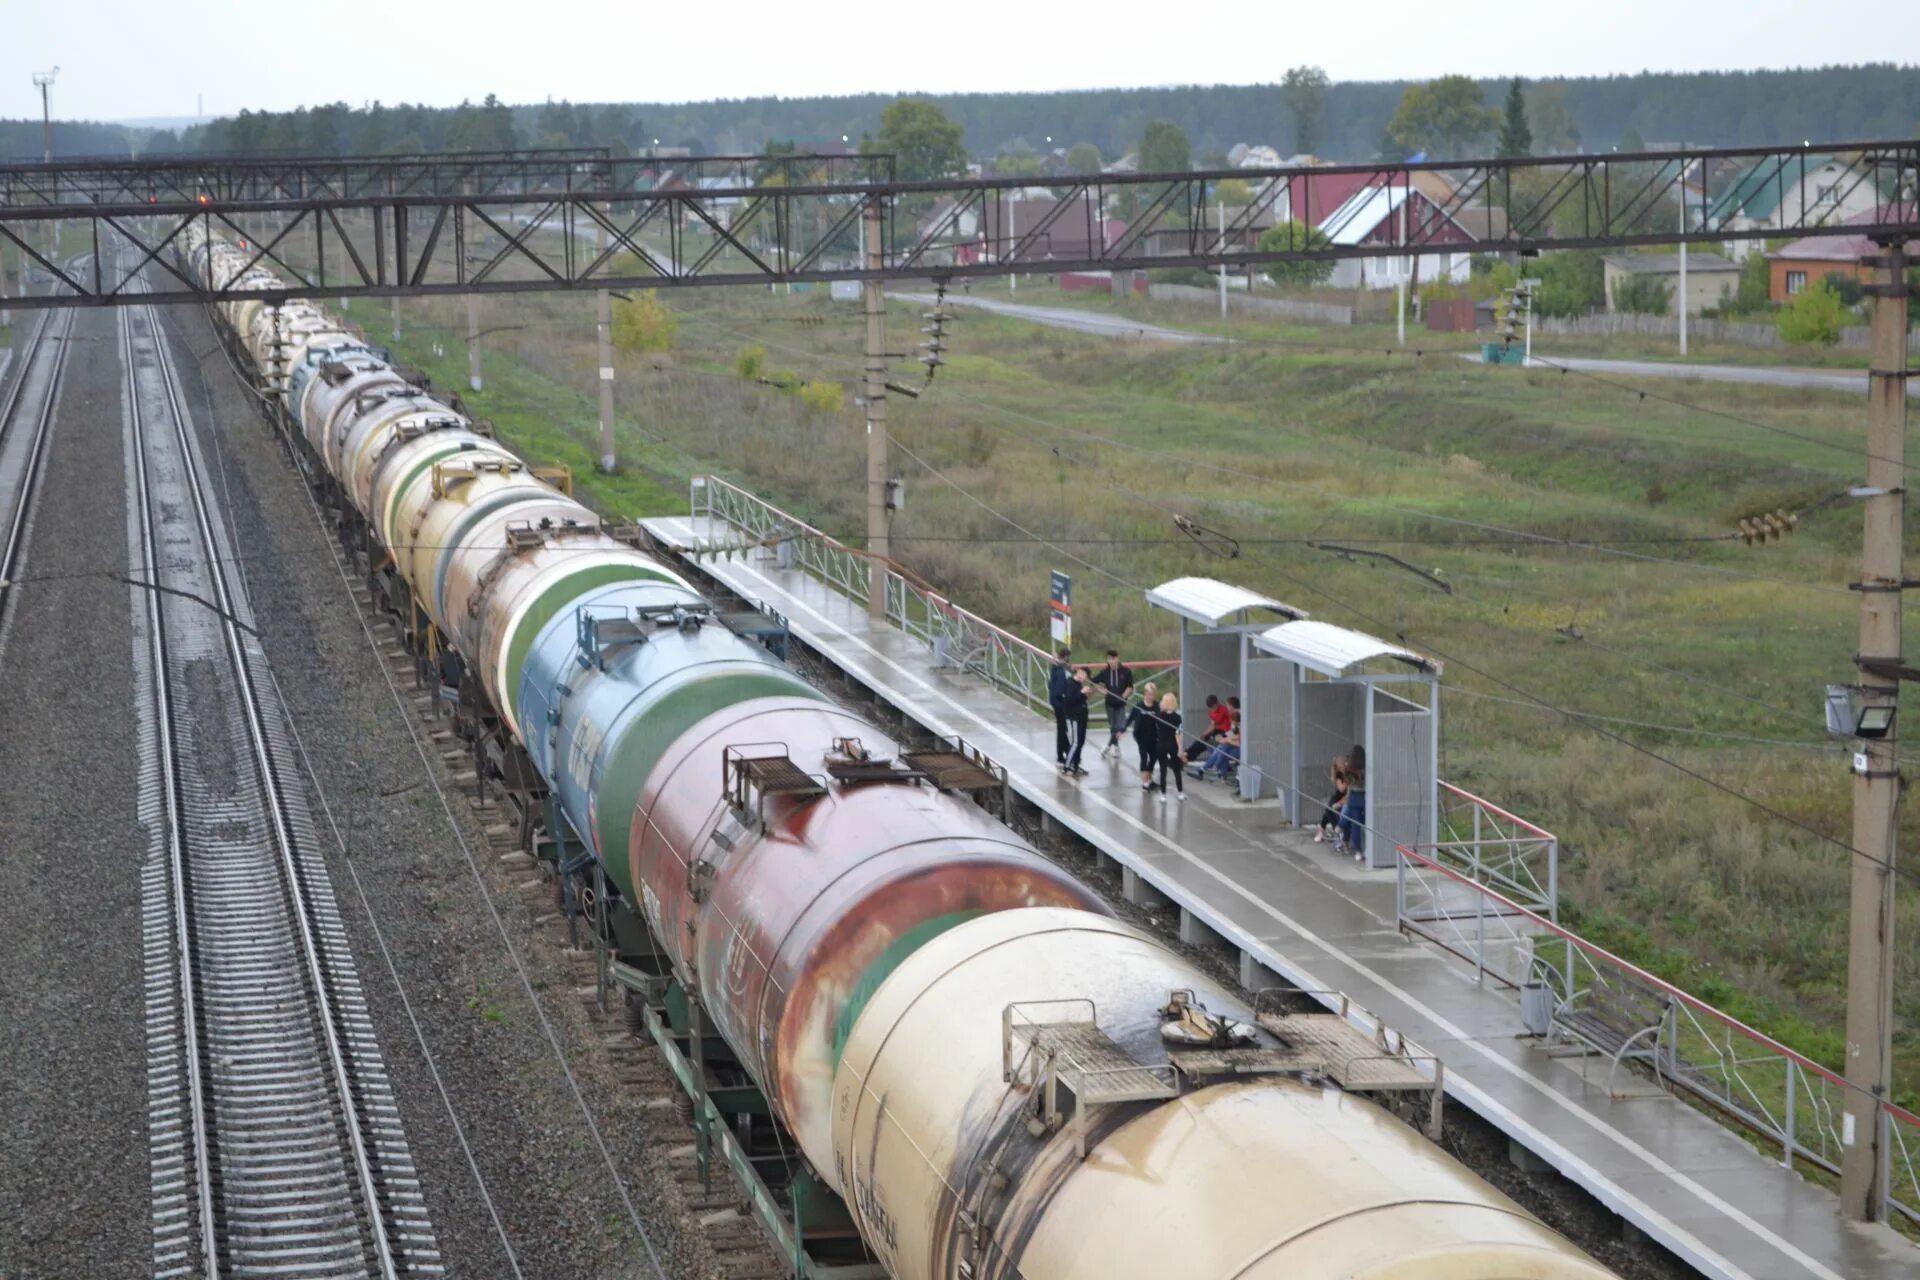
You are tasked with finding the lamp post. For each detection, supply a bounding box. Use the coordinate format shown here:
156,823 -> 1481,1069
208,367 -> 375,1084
33,67 -> 58,163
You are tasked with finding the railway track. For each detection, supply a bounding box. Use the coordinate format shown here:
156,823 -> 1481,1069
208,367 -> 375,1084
122,283 -> 443,1279
0,304 -> 77,643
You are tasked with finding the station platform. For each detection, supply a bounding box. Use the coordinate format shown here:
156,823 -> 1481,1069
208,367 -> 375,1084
642,511 -> 1916,1280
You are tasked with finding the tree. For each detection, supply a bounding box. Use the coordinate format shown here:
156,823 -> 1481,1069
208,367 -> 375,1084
612,291 -> 677,353
1385,76 -> 1497,160
1611,274 -> 1672,315
1821,270 -> 1865,307
1258,221 -> 1335,288
994,145 -> 1044,178
1215,177 -> 1254,207
1730,251 -> 1773,314
1497,79 -> 1533,158
1777,279 -> 1849,345
1533,249 -> 1606,316
864,98 -> 967,183
1065,141 -> 1102,175
1529,84 -> 1581,154
1619,127 -> 1647,153
1281,66 -> 1329,156
1139,120 -> 1191,173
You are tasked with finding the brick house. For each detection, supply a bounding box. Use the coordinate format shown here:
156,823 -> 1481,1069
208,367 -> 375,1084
1765,204 -> 1920,302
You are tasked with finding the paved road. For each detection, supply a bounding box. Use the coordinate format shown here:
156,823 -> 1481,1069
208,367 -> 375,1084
1526,352 -> 1917,397
891,291 -> 1225,343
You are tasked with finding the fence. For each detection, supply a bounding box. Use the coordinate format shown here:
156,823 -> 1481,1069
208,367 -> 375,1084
1533,310 -> 1920,354
689,475 -> 1173,715
1397,841 -> 1920,1225
1147,282 -> 1356,325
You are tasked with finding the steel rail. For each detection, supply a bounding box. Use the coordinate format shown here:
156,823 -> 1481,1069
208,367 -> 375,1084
0,306 -> 73,631
124,256 -> 435,1277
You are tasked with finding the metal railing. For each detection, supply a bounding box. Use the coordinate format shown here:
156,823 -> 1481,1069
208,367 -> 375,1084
1397,841 -> 1920,1224
1397,783 -> 1563,988
690,475 -> 1173,714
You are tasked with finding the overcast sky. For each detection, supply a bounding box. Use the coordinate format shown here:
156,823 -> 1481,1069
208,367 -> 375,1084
6,0 -> 1916,123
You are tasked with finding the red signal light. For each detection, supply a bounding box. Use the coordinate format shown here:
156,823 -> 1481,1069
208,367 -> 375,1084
197,194 -> 210,205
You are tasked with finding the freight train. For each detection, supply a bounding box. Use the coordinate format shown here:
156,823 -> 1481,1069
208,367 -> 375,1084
180,224 -> 1618,1280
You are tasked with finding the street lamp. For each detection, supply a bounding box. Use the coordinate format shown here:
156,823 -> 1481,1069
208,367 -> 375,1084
33,66 -> 59,163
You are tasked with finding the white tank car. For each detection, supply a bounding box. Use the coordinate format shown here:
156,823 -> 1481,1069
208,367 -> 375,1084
833,909 -> 1617,1280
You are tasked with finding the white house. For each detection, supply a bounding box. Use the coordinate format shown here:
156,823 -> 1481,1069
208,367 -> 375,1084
1317,186 -> 1473,291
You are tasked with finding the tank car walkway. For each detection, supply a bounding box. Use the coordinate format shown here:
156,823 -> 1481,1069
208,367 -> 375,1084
641,513 -> 1915,1280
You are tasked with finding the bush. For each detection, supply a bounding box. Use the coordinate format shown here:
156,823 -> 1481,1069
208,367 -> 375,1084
797,380 -> 845,413
1257,220 -> 1335,288
610,290 -> 676,353
1611,273 -> 1672,316
1533,249 -> 1605,317
1148,267 -> 1217,287
1777,281 -> 1849,346
1820,271 -> 1864,307
735,344 -> 766,381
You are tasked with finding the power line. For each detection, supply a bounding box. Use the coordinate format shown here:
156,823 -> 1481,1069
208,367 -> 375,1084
692,314 -> 1852,598
887,414 -> 1918,890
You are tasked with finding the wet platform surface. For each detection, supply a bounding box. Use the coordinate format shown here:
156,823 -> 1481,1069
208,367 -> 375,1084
644,513 -> 1916,1280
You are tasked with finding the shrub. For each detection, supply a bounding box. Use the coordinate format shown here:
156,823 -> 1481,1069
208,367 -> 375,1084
1258,221 -> 1335,288
610,289 -> 676,353
1820,271 -> 1864,307
1611,273 -> 1672,316
797,380 -> 845,413
1533,249 -> 1605,317
1777,281 -> 1849,346
735,344 -> 766,381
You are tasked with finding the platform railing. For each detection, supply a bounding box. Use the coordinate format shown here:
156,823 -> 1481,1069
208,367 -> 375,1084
691,475 -> 1174,714
1397,841 -> 1920,1225
1397,784 -> 1564,988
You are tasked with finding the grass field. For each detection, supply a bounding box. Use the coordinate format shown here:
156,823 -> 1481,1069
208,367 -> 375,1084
366,279 -> 1918,1102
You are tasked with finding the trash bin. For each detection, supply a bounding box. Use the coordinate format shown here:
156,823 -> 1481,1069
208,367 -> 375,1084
1521,981 -> 1554,1037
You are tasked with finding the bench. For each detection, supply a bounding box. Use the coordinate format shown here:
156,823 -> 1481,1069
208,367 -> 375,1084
1550,975 -> 1674,1098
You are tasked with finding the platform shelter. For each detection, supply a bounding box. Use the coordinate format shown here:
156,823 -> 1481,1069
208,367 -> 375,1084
1249,620 -> 1441,867
1143,577 -> 1304,804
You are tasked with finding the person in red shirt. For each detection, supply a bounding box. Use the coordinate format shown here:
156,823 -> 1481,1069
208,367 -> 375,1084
1204,694 -> 1233,743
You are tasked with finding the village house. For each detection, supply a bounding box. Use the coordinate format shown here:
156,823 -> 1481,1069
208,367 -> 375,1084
1765,204 -> 1920,301
1601,252 -> 1740,315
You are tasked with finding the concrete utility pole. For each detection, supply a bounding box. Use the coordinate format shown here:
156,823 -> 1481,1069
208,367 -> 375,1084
1678,239 -> 1689,356
595,198 -> 617,473
1840,242 -> 1910,1220
1216,196 -> 1228,319
33,68 -> 58,163
863,195 -> 890,622
466,295 -> 483,391
1840,241 -> 1908,1223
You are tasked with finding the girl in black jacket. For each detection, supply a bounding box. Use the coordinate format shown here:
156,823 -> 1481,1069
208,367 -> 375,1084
1127,681 -> 1160,790
1152,692 -> 1185,801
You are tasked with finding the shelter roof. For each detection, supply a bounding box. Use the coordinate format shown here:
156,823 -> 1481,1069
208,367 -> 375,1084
1251,620 -> 1440,678
1146,577 -> 1306,629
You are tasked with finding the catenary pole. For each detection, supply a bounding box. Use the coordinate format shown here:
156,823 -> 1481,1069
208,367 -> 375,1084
595,188 -> 617,473
864,195 -> 889,622
1840,241 -> 1907,1222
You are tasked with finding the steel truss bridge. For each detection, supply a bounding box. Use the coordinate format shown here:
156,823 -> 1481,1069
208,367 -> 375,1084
1,140 -> 1915,309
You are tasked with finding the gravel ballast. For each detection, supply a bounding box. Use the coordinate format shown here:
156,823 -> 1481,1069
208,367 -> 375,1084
0,307 -> 150,1276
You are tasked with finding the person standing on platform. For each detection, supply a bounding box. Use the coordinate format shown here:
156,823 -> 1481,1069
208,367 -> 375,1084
1059,670 -> 1092,777
1153,691 -> 1186,802
1129,681 -> 1160,791
1335,745 -> 1367,858
1091,649 -> 1134,758
1048,646 -> 1074,766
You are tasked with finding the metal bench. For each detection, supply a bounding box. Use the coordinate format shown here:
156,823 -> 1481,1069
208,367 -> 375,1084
1550,974 -> 1675,1098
